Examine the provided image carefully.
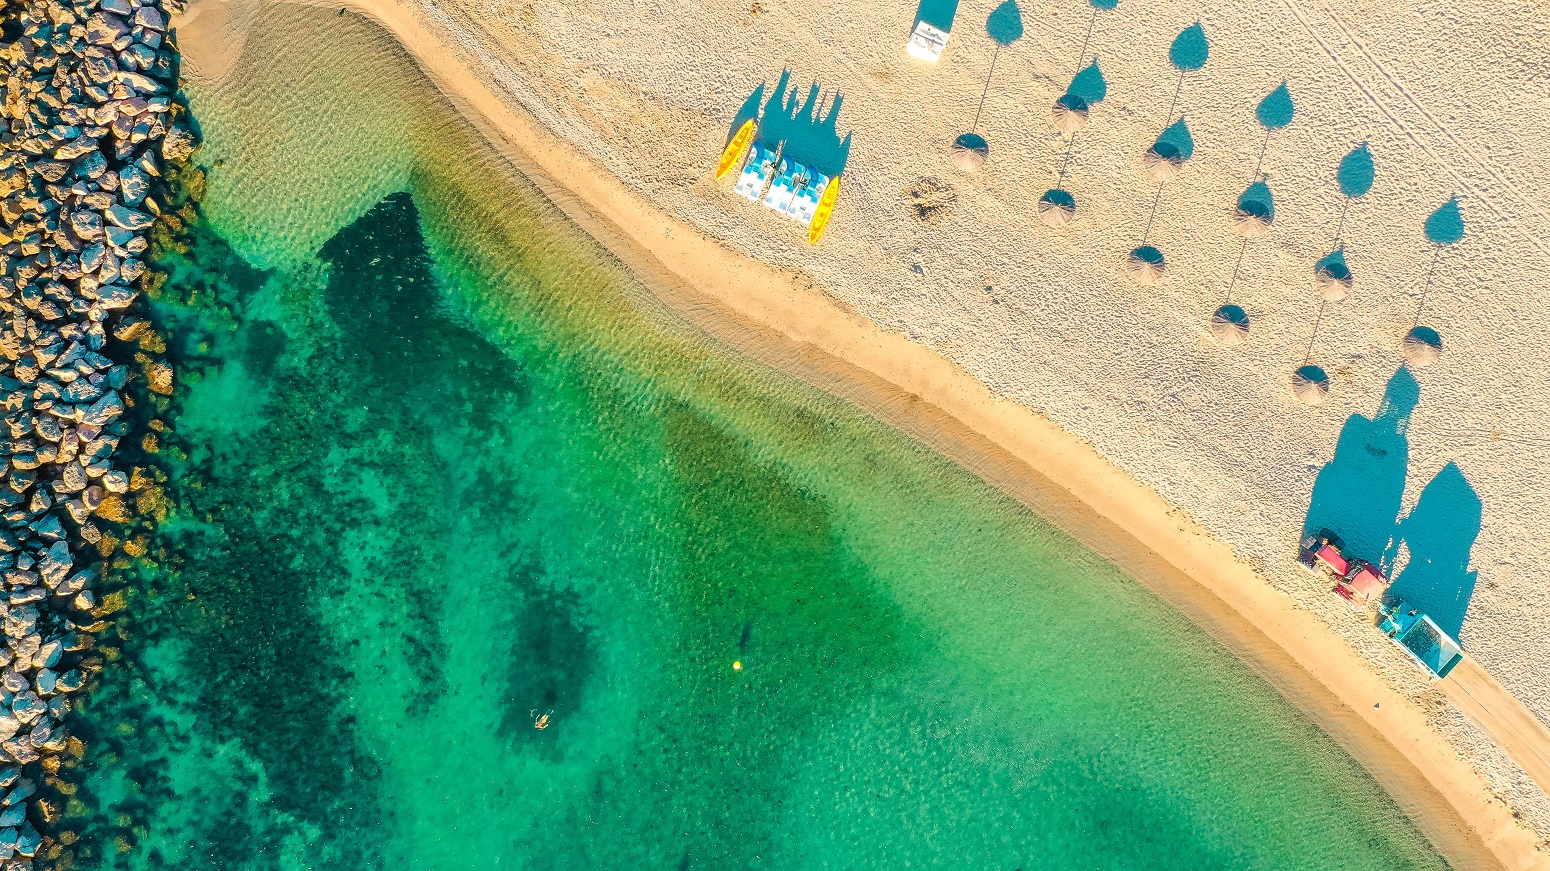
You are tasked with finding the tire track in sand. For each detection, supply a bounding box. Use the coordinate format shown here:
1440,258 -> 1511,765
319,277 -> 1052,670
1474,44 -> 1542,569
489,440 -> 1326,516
1279,0 -> 1550,264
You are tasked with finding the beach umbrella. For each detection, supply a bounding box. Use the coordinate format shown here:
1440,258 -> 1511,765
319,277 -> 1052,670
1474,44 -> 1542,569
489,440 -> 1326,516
1051,93 -> 1090,134
1291,364 -> 1330,405
960,1 -> 1025,152
1143,147 -> 1183,181
1210,304 -> 1250,346
1409,198 -> 1464,356
1316,264 -> 1352,301
1233,181 -> 1275,238
1126,245 -> 1165,285
1315,250 -> 1352,301
1038,188 -> 1076,226
951,132 -> 989,173
1233,207 -> 1272,238
1403,325 -> 1443,368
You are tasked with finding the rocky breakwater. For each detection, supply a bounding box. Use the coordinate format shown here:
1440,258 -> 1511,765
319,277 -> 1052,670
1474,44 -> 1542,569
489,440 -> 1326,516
0,0 -> 189,866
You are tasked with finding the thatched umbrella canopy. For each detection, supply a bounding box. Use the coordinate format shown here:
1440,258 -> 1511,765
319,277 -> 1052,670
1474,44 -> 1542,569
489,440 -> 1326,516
1210,304 -> 1250,346
1051,93 -> 1090,135
1038,188 -> 1076,227
1233,182 -> 1275,238
1143,147 -> 1184,182
1233,205 -> 1272,238
1125,245 -> 1165,285
1291,364 -> 1330,405
1315,259 -> 1353,302
1403,325 -> 1443,368
951,133 -> 989,173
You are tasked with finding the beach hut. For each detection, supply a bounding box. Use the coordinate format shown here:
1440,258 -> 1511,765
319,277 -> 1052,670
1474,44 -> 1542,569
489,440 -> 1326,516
1210,304 -> 1249,346
951,132 -> 989,173
1038,189 -> 1076,227
1378,602 -> 1464,679
1125,246 -> 1165,285
1403,326 -> 1443,368
1291,364 -> 1329,405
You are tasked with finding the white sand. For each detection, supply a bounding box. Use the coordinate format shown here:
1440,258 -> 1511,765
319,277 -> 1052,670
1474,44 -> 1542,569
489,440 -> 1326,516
174,0 -> 1550,864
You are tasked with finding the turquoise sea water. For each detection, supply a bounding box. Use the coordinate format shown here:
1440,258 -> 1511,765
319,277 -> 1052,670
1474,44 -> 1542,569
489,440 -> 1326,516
59,8 -> 1452,870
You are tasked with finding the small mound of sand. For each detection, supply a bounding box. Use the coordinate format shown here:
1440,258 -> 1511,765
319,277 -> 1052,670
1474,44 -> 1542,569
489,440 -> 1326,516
906,177 -> 956,225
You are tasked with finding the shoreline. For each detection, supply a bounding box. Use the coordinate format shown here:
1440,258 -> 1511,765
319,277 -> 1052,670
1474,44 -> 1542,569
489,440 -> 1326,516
0,0 -> 191,864
176,1 -> 1549,868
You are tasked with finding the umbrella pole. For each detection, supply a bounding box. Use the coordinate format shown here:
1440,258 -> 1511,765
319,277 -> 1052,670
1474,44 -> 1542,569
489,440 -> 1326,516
1332,197 -> 1351,247
970,44 -> 1002,134
1162,71 -> 1185,128
1073,7 -> 1098,72
1140,182 -> 1164,242
1056,130 -> 1081,182
1415,244 -> 1442,324
1304,299 -> 1327,364
1222,237 -> 1249,303
1251,128 -> 1271,179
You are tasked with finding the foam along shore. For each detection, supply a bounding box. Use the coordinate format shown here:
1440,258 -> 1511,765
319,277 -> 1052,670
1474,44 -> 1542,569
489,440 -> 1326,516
0,0 -> 189,864
174,2 -> 1550,869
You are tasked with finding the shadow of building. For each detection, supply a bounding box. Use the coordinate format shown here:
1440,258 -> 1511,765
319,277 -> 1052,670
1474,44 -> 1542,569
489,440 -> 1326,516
1386,462 -> 1481,639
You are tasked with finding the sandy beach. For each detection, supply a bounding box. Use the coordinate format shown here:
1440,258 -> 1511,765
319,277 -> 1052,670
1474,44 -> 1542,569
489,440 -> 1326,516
173,0 -> 1550,867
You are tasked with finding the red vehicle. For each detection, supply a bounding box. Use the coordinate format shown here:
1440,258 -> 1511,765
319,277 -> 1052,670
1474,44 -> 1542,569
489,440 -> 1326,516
1299,531 -> 1390,606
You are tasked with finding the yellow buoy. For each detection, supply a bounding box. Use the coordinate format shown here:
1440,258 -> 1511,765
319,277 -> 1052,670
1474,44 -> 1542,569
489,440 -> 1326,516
732,660 -> 743,671
715,119 -> 757,181
807,176 -> 841,245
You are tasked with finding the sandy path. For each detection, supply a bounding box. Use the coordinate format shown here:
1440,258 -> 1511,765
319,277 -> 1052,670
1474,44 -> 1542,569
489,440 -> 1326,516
1449,661 -> 1550,809
172,0 -> 1550,868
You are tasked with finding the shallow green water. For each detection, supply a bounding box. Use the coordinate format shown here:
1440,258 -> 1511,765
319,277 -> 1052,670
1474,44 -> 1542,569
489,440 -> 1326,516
58,8 -> 1452,871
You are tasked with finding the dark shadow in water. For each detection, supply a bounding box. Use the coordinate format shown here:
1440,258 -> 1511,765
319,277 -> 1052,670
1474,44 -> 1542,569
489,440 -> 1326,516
1338,143 -> 1375,199
1425,197 -> 1465,245
1386,463 -> 1481,639
1303,368 -> 1420,571
1170,23 -> 1209,72
1237,180 -> 1275,222
914,0 -> 960,31
1067,59 -> 1107,105
1153,117 -> 1194,161
756,70 -> 853,176
502,574 -> 596,751
1256,82 -> 1295,129
986,0 -> 1024,45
